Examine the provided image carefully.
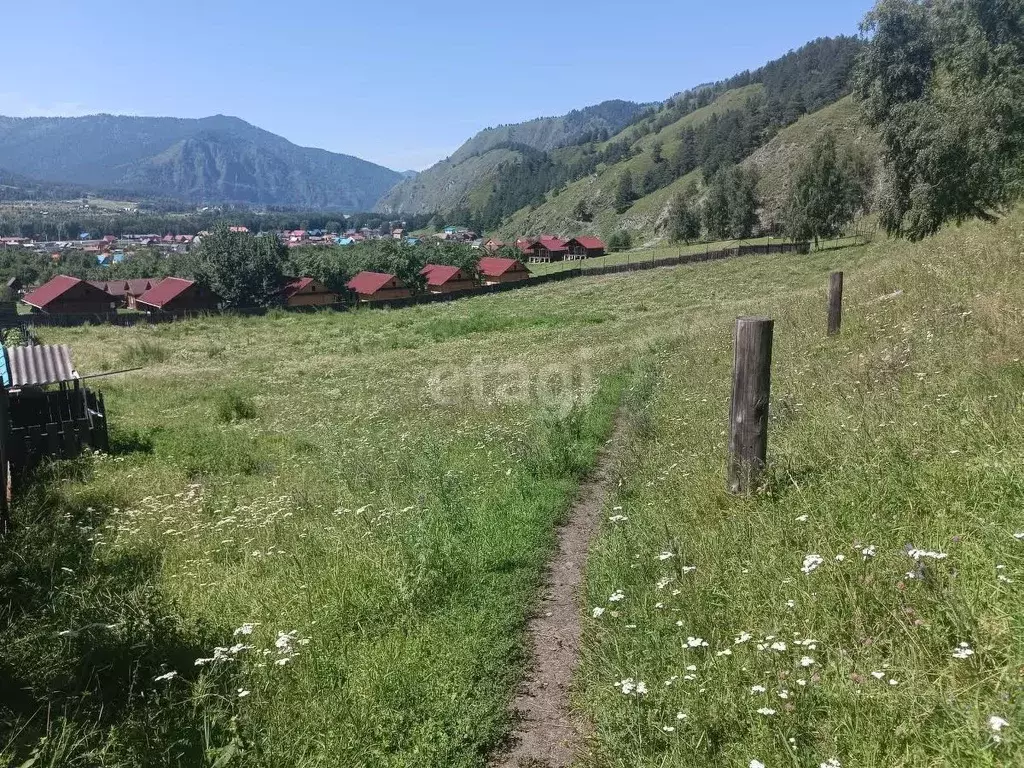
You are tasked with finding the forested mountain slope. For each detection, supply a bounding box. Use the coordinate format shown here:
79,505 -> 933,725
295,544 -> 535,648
376,100 -> 650,215
0,114 -> 403,211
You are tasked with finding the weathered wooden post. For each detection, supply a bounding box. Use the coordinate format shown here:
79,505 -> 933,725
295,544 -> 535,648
727,317 -> 774,494
827,271 -> 844,336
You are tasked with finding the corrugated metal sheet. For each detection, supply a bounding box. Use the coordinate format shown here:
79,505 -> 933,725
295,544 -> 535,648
4,345 -> 80,387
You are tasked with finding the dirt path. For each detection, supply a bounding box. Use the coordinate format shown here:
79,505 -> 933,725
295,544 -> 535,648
492,414 -> 627,768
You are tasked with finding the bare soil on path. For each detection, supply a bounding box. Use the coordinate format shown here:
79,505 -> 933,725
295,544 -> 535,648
491,414 -> 628,768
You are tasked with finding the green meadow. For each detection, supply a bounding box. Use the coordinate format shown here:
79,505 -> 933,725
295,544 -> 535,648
2,208 -> 1023,767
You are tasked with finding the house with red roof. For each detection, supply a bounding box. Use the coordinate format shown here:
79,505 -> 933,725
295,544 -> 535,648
135,278 -> 221,312
281,277 -> 339,307
22,275 -> 118,315
346,271 -> 412,302
563,236 -> 607,258
420,264 -> 476,294
478,257 -> 531,286
520,236 -> 569,263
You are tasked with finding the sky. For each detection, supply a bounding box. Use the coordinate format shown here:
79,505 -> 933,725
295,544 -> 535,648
3,0 -> 874,172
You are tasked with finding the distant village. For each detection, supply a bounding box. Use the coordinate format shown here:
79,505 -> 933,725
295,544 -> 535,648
4,226 -> 609,314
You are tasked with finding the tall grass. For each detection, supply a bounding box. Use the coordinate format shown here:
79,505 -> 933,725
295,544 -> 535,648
4,209 -> 1022,765
579,212 -> 1024,766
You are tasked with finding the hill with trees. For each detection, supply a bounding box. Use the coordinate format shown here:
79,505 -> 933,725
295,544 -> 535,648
0,114 -> 403,211
375,100 -> 651,215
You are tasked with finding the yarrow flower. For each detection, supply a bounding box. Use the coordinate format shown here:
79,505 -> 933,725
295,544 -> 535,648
233,622 -> 258,636
801,554 -> 824,574
237,688 -> 251,698
686,636 -> 709,648
154,670 -> 178,682
861,545 -> 877,560
608,515 -> 628,523
820,760 -> 842,768
734,631 -> 753,645
989,715 -> 1009,732
592,607 -> 605,618
750,761 -> 766,768
614,678 -> 647,696
609,590 -> 626,603
770,642 -> 788,652
800,656 -> 815,667
907,549 -> 948,561
952,642 -> 974,660
658,551 -> 675,561
756,707 -> 776,716
751,685 -> 766,694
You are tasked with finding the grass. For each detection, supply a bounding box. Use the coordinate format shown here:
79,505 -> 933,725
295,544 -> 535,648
2,207 -> 1023,766
579,211 -> 1024,766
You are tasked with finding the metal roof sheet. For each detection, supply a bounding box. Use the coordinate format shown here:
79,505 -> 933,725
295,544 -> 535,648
4,344 -> 79,387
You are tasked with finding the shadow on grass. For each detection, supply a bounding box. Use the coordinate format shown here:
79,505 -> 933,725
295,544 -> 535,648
0,457 -> 239,766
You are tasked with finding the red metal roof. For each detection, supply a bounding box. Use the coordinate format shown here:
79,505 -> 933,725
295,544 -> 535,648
22,275 -> 98,309
478,257 -> 527,277
346,271 -> 400,294
572,236 -> 606,250
420,264 -> 464,286
282,277 -> 314,297
136,277 -> 196,309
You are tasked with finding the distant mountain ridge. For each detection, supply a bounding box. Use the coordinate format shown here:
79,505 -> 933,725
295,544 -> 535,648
376,100 -> 651,214
0,114 -> 403,211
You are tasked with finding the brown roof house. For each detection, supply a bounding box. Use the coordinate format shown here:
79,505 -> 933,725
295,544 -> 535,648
420,264 -> 476,294
135,278 -> 221,312
346,271 -> 412,302
477,257 -> 531,286
22,275 -> 118,315
563,236 -> 607,258
281,277 -> 339,307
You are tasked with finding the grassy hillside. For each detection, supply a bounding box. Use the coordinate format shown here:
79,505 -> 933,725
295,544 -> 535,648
498,86 -> 763,242
4,208 -> 1023,766
376,101 -> 649,215
499,90 -> 881,246
744,94 -> 880,227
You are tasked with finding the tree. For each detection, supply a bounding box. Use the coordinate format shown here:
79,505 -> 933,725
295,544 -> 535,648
192,227 -> 285,308
572,197 -> 593,222
668,190 -> 702,244
702,171 -> 732,240
727,166 -> 760,239
785,131 -> 859,246
608,230 -> 633,251
856,0 -> 1024,240
641,168 -> 660,196
651,141 -> 664,163
615,170 -> 636,214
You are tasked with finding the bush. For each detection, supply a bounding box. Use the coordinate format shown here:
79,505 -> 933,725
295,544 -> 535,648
214,389 -> 257,422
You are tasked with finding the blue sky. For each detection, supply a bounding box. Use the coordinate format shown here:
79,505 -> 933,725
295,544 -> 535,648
3,0 -> 873,171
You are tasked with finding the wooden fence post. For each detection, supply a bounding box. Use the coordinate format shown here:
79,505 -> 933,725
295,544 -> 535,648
727,317 -> 774,494
827,271 -> 844,336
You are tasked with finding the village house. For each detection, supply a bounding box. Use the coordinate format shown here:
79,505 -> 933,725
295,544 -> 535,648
523,236 -> 569,263
22,275 -> 118,315
135,278 -> 221,312
478,257 -> 531,286
420,264 -> 476,294
563,236 -> 607,258
481,238 -> 505,253
281,277 -> 339,307
346,271 -> 412,302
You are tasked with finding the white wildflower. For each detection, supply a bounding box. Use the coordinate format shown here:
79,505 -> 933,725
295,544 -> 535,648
801,554 -> 824,574
871,671 -> 885,680
592,607 -> 605,618
656,576 -> 673,590
734,631 -> 753,645
676,711 -> 688,720
661,725 -> 675,733
233,622 -> 258,636
750,761 -> 766,768
820,760 -> 842,768
835,554 -> 846,562
757,707 -> 776,716
716,648 -> 733,657
237,688 -> 251,698
608,515 -> 628,523
952,642 -> 974,660
861,545 -> 877,560
686,636 -> 708,648
751,685 -> 766,693
800,656 -> 815,667
770,642 -> 788,652
778,689 -> 790,699
908,549 -> 947,561
658,551 -> 675,561
154,671 -> 178,682
989,715 -> 1009,732
609,590 -> 626,603
795,514 -> 809,522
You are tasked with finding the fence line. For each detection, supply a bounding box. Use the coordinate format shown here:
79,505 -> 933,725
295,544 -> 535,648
11,240 -> 819,329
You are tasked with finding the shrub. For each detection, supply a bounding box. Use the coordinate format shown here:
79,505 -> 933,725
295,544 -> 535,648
214,389 -> 257,423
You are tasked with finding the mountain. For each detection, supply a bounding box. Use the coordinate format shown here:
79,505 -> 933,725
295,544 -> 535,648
379,37 -> 869,243
0,114 -> 403,211
376,100 -> 651,215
